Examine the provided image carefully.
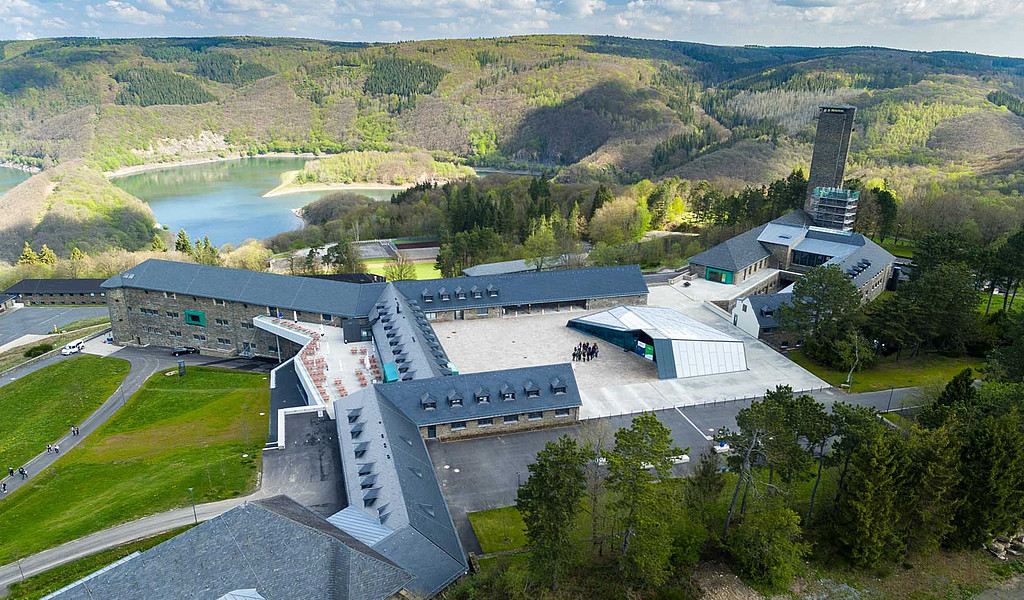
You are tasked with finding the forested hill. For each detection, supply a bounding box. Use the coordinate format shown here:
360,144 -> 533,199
1,35 -> 1024,259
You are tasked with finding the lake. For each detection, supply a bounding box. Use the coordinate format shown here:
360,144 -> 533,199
0,167 -> 30,196
110,157 -> 398,246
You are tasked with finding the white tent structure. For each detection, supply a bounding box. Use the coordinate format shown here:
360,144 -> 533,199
567,306 -> 747,379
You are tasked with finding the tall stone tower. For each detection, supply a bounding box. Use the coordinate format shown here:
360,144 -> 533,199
805,105 -> 857,230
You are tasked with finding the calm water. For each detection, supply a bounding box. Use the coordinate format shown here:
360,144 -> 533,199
111,157 -> 397,246
0,167 -> 30,196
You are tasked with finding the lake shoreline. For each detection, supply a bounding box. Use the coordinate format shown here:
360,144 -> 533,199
264,182 -> 413,198
104,152 -> 317,178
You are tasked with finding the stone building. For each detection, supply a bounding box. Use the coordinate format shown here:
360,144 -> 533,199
806,105 -> 856,205
102,259 -> 648,358
3,278 -> 106,306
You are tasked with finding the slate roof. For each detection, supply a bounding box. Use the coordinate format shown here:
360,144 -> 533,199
374,363 -> 582,427
333,390 -> 468,598
461,255 -> 569,276
370,284 -> 451,381
102,259 -> 648,318
45,496 -> 411,600
745,293 -> 793,330
102,259 -> 374,317
4,278 -> 105,295
687,223 -> 773,272
832,236 -> 894,289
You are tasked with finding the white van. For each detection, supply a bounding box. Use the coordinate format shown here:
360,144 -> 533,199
60,339 -> 85,356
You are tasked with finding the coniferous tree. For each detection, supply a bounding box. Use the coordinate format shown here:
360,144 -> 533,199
175,229 -> 192,254
834,429 -> 905,568
38,244 -> 57,265
516,435 -> 593,586
900,425 -> 962,556
17,241 -> 39,265
603,412 -> 683,585
152,233 -> 167,252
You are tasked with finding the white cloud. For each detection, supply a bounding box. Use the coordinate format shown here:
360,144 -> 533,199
140,0 -> 173,12
378,18 -> 408,31
85,1 -> 167,24
0,0 -> 43,17
347,17 -> 361,29
42,16 -> 71,27
563,0 -> 605,17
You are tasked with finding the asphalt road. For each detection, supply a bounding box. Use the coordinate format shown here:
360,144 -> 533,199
429,385 -> 921,553
0,306 -> 108,347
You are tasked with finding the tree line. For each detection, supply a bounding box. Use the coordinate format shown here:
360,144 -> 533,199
113,67 -> 216,107
456,370 -> 1024,599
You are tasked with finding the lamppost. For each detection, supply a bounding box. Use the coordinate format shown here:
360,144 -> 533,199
188,487 -> 198,524
886,384 -> 894,414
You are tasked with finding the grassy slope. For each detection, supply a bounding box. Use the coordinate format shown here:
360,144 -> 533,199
788,349 -> 983,393
0,366 -> 268,563
6,526 -> 192,600
0,355 -> 129,469
0,324 -> 110,373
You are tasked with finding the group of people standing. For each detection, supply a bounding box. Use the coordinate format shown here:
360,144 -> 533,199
572,341 -> 599,362
2,423 -> 81,495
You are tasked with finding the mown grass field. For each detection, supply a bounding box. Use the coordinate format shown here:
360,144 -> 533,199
468,506 -> 528,554
878,239 -> 916,258
0,367 -> 268,563
788,350 -> 983,393
7,526 -> 191,600
364,258 -> 442,280
0,356 -> 129,469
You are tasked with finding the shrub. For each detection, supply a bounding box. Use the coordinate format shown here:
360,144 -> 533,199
24,343 -> 54,358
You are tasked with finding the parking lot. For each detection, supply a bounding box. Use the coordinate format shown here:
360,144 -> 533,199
0,306 -> 108,350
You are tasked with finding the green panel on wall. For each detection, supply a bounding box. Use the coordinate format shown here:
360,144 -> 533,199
184,310 -> 206,327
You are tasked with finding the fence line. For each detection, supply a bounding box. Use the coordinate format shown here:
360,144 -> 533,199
580,385 -> 840,422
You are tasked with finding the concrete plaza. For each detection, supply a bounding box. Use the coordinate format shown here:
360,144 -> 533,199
438,277 -> 827,419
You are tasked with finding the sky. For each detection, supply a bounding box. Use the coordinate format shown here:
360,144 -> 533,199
2,0 -> 1024,58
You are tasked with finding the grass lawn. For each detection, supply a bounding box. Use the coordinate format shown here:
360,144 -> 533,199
789,349 -> 983,393
0,367 -> 268,563
365,260 -> 441,280
6,526 -> 191,600
0,355 -> 129,469
60,315 -> 111,332
878,239 -> 916,258
468,506 -> 527,554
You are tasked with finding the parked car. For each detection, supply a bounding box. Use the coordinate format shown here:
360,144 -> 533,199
171,346 -> 198,356
60,339 -> 85,356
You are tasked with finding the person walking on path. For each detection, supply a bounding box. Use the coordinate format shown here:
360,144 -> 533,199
18,467 -> 27,480
6,467 -> 12,478
53,444 -> 60,455
46,444 -> 52,454
1,482 -> 6,494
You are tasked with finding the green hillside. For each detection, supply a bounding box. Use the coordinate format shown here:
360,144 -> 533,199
0,35 -> 1023,260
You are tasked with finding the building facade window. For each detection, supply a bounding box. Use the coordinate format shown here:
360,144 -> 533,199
164,292 -> 175,299
184,310 -> 206,327
193,333 -> 207,342
525,389 -> 540,399
215,318 -> 229,327
217,337 -> 231,345
503,414 -> 518,424
169,330 -> 182,338
476,308 -> 488,316
528,411 -> 543,421
450,421 -> 467,431
555,408 -> 570,418
213,299 -> 225,306
241,322 -> 254,330
477,418 -> 493,428
166,311 -> 179,318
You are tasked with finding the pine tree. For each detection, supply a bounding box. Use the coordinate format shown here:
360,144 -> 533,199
17,241 -> 39,265
834,431 -> 905,568
152,233 -> 167,252
592,184 -> 613,216
38,244 -> 58,265
901,425 -> 962,556
70,247 -> 84,262
604,412 -> 683,585
175,229 -> 192,254
516,435 -> 593,586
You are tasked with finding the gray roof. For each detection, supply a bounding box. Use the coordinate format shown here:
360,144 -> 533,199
333,390 -> 467,598
46,496 -> 411,600
462,256 -> 568,276
832,235 -> 894,289
5,278 -> 106,295
370,285 -> 451,381
102,259 -> 375,318
687,224 -> 772,272
568,306 -> 741,343
374,363 -> 582,427
745,293 -> 793,329
103,259 -> 647,317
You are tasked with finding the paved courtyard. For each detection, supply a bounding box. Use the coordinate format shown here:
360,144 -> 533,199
438,278 -> 827,419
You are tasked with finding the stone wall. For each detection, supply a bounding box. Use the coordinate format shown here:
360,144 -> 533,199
422,406 -> 579,441
108,287 -> 301,359
587,294 -> 648,309
18,292 -> 106,306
